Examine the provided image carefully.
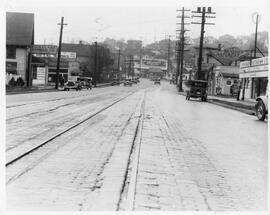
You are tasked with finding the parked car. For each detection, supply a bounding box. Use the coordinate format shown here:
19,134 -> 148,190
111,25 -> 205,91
80,81 -> 92,90
131,79 -> 138,84
78,77 -> 92,90
184,80 -> 208,101
64,81 -> 82,91
123,80 -> 133,86
154,78 -> 161,85
255,92 -> 268,121
111,80 -> 121,86
135,78 -> 140,83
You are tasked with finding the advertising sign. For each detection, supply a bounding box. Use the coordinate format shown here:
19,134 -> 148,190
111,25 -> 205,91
240,57 -> 268,68
61,52 -> 76,59
142,59 -> 166,67
33,67 -> 46,85
31,45 -> 58,54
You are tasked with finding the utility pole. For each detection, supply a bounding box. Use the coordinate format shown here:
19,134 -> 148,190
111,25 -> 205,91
56,17 -> 67,89
253,12 -> 260,58
166,35 -> 172,79
192,7 -> 215,80
117,49 -> 121,80
140,40 -> 142,78
176,7 -> 190,92
131,55 -> 134,79
94,41 -> 98,87
128,55 -> 132,79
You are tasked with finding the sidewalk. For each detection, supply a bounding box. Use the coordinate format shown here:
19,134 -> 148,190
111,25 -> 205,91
6,85 -> 57,95
179,91 -> 256,115
207,95 -> 256,115
6,82 -> 112,95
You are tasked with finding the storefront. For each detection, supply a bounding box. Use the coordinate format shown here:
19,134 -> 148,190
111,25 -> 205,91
31,56 -> 69,86
239,56 -> 268,99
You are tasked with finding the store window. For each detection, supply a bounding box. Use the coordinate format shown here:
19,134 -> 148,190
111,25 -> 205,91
32,67 -> 37,79
6,46 -> 16,59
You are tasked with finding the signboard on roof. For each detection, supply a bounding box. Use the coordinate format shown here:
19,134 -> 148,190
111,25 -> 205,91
31,45 -> 58,54
240,56 -> 268,68
61,52 -> 76,59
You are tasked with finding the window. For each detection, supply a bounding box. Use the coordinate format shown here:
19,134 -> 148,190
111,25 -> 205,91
6,47 -> 16,59
32,67 -> 37,79
226,80 -> 232,85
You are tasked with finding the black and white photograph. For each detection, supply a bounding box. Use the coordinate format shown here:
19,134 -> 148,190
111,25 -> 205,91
1,0 -> 269,214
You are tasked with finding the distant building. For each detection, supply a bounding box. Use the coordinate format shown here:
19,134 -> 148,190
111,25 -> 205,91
213,66 -> 240,95
141,56 -> 167,79
6,12 -> 34,86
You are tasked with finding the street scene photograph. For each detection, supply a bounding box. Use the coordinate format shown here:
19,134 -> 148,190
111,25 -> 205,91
2,0 -> 269,213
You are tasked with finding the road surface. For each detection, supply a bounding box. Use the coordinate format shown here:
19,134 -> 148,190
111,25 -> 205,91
6,79 -> 267,211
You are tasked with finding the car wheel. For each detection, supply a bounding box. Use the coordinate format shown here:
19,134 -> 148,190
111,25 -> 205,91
255,100 -> 266,121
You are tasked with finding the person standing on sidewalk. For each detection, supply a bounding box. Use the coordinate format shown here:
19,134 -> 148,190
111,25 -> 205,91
236,82 -> 241,101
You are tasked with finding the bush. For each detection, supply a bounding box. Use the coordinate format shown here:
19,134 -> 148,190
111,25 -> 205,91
8,77 -> 16,87
16,77 -> 25,86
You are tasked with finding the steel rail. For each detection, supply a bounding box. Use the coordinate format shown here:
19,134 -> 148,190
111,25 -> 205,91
6,91 -> 136,167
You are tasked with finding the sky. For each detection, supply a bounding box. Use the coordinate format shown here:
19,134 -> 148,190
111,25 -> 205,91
1,1 -> 268,92
2,0 -> 270,45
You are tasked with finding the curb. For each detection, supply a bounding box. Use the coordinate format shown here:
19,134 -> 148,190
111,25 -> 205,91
6,88 -> 57,95
207,100 -> 255,115
6,82 -> 113,94
178,92 -> 255,115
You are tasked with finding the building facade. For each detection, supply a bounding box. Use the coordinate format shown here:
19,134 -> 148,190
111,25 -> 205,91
6,12 -> 34,86
239,56 -> 268,99
213,66 -> 239,95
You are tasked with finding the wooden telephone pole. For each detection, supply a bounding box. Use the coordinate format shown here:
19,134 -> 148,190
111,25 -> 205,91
56,17 -> 67,89
94,41 -> 98,87
192,7 -> 215,80
165,35 -> 172,78
176,7 -> 190,92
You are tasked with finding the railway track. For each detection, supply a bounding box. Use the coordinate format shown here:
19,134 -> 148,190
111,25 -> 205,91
7,89 -> 148,210
116,92 -> 146,210
6,91 -> 137,167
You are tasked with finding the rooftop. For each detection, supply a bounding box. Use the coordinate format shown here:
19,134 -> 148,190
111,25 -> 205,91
6,12 -> 34,46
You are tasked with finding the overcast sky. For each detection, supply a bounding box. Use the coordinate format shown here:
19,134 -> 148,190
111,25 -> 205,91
3,0 -> 270,45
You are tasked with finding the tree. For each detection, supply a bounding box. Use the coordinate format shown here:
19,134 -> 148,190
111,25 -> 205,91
218,34 -> 237,48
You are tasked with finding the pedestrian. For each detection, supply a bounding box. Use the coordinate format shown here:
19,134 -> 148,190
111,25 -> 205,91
236,82 -> 241,101
60,75 -> 64,87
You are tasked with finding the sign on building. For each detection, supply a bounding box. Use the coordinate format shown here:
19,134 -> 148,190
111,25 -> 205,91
33,67 -> 46,85
31,45 -> 58,55
61,52 -> 76,59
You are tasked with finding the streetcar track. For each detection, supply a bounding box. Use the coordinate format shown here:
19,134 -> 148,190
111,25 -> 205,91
6,91 -> 137,167
6,90 -> 117,109
117,91 -> 146,210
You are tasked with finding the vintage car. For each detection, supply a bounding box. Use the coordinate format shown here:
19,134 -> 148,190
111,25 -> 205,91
64,81 -> 82,91
184,80 -> 208,101
154,78 -> 161,85
255,90 -> 268,121
123,79 -> 133,86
